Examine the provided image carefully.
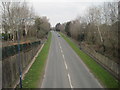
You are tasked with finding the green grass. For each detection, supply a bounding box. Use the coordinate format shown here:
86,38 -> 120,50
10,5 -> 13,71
60,32 -> 120,88
22,32 -> 52,88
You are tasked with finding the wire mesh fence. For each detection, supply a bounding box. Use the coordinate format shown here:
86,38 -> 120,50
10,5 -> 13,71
2,40 -> 41,60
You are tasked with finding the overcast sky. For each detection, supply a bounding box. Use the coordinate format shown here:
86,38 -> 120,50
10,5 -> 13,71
30,2 -> 93,26
1,0 -> 118,27
32,2 -> 91,26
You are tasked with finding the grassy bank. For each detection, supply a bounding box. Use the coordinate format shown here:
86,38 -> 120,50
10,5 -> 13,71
22,32 -> 52,88
60,32 -> 119,88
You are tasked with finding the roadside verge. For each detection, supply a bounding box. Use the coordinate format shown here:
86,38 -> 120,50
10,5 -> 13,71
60,32 -> 120,88
21,32 -> 52,88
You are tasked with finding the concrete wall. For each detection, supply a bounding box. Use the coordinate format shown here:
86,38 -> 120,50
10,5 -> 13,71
2,41 -> 41,88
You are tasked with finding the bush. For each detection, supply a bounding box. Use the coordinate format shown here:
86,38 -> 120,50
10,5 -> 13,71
78,34 -> 85,42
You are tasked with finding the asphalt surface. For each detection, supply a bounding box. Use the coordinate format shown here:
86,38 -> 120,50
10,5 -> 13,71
41,31 -> 102,88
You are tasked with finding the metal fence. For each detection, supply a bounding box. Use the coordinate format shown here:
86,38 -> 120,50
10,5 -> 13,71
2,40 -> 41,87
2,41 -> 41,60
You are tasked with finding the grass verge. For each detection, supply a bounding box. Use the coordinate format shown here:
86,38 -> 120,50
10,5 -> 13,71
22,32 -> 52,88
60,32 -> 120,88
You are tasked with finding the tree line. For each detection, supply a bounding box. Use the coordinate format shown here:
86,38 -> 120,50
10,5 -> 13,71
55,2 -> 119,62
0,2 -> 51,42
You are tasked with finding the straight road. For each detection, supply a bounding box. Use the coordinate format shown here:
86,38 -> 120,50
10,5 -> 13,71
41,31 -> 102,88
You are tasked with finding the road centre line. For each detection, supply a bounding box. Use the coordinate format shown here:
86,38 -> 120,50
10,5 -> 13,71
68,73 -> 73,88
60,46 -> 62,49
62,54 -> 65,59
64,60 -> 68,70
59,40 -> 73,88
61,49 -> 73,88
61,49 -> 63,54
59,42 -> 63,54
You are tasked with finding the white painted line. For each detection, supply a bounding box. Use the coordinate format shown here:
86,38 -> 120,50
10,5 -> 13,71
59,44 -> 62,50
59,42 -> 62,50
62,54 -> 65,60
62,53 -> 68,70
60,46 -> 62,49
61,49 -> 63,54
68,73 -> 73,88
59,43 -> 73,88
64,61 -> 68,70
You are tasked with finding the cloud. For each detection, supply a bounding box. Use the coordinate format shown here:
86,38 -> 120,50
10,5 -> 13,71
32,2 -> 92,26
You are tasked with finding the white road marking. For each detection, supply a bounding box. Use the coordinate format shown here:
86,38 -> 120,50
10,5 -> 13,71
62,54 -> 65,59
59,41 -> 74,88
59,42 -> 63,54
62,53 -> 68,70
62,53 -> 73,88
58,42 -> 62,51
61,49 -> 63,54
68,73 -> 73,88
60,46 -> 62,49
64,61 -> 68,70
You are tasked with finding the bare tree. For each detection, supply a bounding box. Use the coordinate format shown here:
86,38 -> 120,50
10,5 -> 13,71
1,2 -> 36,41
70,19 -> 80,40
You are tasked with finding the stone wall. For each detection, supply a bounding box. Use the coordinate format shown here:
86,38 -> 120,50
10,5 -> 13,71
2,41 -> 41,88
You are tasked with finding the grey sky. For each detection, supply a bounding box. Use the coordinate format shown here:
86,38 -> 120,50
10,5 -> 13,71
32,2 -> 90,26
31,2 -> 99,27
